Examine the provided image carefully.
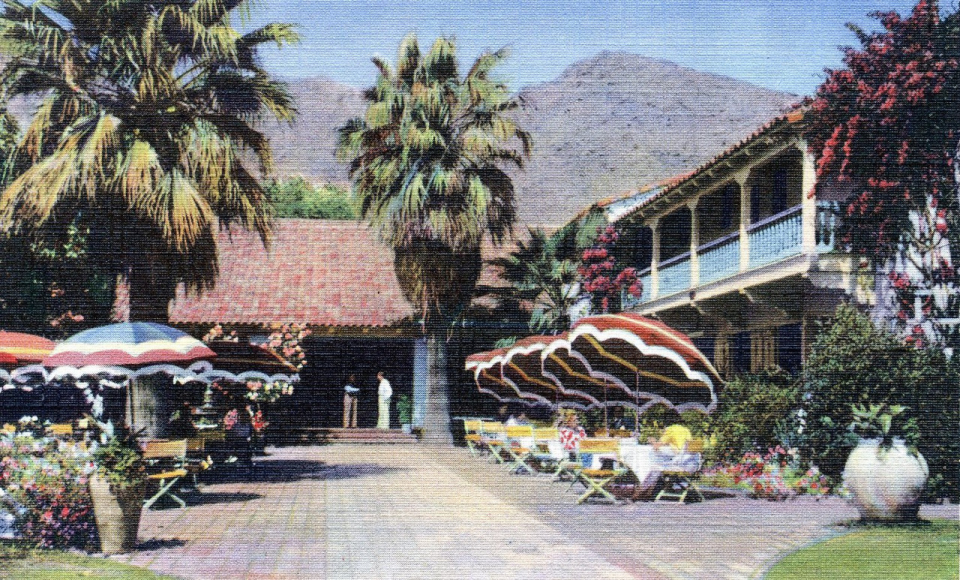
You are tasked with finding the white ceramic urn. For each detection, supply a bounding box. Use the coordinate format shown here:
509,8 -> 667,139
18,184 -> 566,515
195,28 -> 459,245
842,438 -> 929,522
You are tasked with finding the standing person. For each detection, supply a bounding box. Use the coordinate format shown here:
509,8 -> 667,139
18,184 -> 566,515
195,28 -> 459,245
377,371 -> 392,430
343,374 -> 359,428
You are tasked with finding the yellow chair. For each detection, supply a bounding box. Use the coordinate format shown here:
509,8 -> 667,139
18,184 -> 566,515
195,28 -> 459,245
531,427 -> 564,477
143,439 -> 189,509
463,419 -> 484,457
654,439 -> 705,504
503,425 -> 536,474
575,438 -> 628,504
480,421 -> 507,464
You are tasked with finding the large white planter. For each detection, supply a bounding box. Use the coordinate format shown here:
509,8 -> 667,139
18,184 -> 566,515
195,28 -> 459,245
842,438 -> 928,522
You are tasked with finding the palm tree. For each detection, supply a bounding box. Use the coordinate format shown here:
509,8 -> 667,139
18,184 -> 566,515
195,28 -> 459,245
338,34 -> 530,442
0,0 -> 297,321
484,227 -> 586,335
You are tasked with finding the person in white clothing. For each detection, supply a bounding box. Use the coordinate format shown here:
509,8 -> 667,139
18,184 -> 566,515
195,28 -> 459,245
377,371 -> 392,429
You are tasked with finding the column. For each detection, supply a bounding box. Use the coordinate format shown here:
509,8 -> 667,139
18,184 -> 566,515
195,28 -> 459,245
800,143 -> 818,254
649,218 -> 660,300
689,198 -> 700,288
737,171 -> 751,271
412,337 -> 428,428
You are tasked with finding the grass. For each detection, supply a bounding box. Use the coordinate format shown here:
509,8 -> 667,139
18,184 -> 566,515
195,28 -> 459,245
0,541 -> 178,579
765,519 -> 959,580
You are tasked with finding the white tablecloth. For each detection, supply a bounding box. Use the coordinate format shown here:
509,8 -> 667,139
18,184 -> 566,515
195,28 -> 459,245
617,442 -> 661,492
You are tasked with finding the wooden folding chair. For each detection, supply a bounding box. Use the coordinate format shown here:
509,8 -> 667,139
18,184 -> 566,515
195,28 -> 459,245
503,425 -> 536,474
143,439 -> 189,509
655,439 -> 705,504
463,419 -> 484,457
530,427 -> 564,477
480,421 -> 508,464
575,438 -> 628,504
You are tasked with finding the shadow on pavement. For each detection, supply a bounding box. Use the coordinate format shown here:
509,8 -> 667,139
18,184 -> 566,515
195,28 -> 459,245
203,459 -> 406,484
136,538 -> 187,551
188,491 -> 263,506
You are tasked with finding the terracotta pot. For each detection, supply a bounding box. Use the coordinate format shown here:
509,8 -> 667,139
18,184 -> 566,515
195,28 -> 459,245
88,473 -> 143,554
843,438 -> 928,522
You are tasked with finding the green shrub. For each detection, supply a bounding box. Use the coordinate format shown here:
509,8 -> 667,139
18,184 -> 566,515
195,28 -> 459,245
803,304 -> 960,501
707,370 -> 801,462
265,177 -> 357,219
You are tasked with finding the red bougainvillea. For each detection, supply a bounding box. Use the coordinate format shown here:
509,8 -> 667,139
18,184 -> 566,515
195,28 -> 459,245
806,1 -> 960,346
578,226 -> 641,313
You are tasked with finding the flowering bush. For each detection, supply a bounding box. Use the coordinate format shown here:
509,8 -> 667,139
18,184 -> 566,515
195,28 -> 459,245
202,323 -> 238,343
700,446 -> 832,501
264,323 -> 311,371
794,467 -> 831,498
578,226 -> 641,313
211,379 -> 294,405
0,426 -> 98,550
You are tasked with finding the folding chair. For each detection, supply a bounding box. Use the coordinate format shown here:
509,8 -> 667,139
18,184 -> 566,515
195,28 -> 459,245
654,439 -> 705,504
480,421 -> 508,464
143,439 -> 189,509
463,419 -> 484,457
185,437 -> 214,488
530,427 -> 565,477
575,438 -> 628,504
503,425 -> 536,474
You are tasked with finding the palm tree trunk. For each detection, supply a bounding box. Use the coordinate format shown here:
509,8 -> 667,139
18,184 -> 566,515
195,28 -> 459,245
420,333 -> 452,445
126,264 -> 174,323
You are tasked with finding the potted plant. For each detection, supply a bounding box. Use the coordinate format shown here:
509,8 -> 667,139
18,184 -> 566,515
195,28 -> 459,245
396,395 -> 413,434
88,419 -> 147,554
842,403 -> 928,522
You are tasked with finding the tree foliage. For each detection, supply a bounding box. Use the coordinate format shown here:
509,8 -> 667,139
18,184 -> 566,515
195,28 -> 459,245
806,0 -> 960,346
708,370 -> 802,462
265,177 -> 356,219
0,0 -> 297,321
483,227 -> 583,334
337,34 -> 530,330
802,304 -> 959,500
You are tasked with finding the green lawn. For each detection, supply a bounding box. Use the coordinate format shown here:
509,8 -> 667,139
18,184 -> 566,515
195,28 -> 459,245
0,542 -> 178,579
765,519 -> 959,580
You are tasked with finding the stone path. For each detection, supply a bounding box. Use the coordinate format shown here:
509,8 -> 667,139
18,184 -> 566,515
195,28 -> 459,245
115,445 -> 958,579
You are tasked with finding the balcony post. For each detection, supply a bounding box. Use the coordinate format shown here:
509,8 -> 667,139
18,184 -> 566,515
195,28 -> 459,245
689,198 -> 700,288
649,218 -> 660,300
736,171 -> 750,272
800,142 -> 818,254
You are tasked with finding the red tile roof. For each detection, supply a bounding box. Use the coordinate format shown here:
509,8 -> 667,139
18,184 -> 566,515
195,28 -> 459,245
143,220 -> 414,328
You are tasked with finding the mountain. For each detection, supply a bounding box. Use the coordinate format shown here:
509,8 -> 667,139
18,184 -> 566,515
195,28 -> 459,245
5,52 -> 797,229
262,51 -> 797,229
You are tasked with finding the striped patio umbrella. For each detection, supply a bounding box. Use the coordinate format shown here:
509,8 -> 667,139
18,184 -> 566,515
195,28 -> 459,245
0,331 -> 55,364
43,322 -> 214,368
565,313 -> 722,414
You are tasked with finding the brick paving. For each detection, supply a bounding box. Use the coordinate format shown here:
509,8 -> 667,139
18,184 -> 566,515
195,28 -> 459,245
114,445 -> 958,580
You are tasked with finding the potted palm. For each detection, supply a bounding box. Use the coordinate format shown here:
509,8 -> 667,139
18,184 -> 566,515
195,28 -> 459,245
88,419 -> 147,554
842,403 -> 928,522
396,395 -> 413,434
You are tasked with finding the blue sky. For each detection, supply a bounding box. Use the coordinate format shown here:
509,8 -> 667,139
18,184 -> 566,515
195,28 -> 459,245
246,0 -> 924,96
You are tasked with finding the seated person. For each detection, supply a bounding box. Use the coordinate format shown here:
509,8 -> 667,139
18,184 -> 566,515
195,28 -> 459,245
648,424 -> 695,467
556,412 -> 586,454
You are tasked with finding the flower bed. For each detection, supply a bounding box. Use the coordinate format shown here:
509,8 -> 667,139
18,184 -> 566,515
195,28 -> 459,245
700,446 -> 832,501
0,419 -> 98,550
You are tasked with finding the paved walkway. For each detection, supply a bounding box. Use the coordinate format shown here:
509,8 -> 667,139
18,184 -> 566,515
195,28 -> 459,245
115,445 -> 957,580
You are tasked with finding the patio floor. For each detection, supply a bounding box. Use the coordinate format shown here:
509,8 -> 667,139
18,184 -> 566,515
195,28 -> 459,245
115,444 -> 957,579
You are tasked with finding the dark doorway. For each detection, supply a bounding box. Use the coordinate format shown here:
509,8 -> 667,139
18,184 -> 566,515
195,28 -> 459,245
280,337 -> 414,429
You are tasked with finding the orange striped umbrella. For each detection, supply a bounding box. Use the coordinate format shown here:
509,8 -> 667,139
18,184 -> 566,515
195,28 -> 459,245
0,331 -> 56,364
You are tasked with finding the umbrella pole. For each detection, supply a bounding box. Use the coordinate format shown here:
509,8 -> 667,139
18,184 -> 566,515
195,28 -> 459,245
635,372 -> 640,438
603,380 -> 608,435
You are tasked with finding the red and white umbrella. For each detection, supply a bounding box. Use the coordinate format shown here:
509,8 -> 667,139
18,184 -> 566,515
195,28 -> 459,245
0,331 -> 55,364
44,322 -> 213,368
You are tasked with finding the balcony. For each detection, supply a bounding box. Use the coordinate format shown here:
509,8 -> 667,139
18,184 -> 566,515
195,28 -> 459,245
625,202 -> 839,309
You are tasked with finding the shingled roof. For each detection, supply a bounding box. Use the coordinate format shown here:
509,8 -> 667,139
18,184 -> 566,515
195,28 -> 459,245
163,220 -> 415,328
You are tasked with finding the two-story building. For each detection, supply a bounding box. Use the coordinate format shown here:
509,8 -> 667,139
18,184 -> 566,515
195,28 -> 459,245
579,108 -> 871,377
